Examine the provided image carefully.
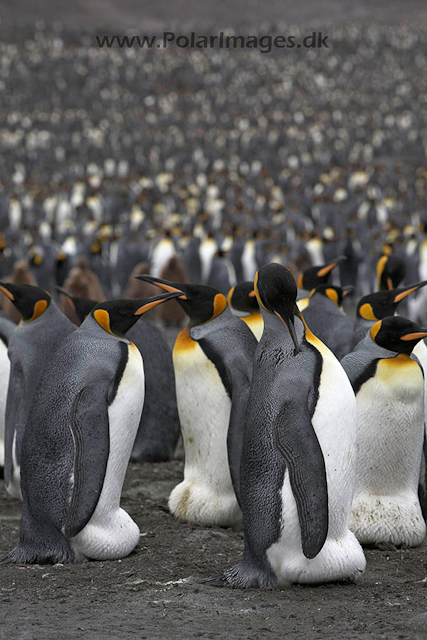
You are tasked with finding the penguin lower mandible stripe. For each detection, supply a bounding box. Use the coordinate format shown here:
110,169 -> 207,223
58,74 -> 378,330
136,275 -> 257,527
5,291 -> 181,564
206,263 -> 365,588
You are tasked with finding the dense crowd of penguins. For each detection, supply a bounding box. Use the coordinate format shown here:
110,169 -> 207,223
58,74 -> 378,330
1,20 -> 427,586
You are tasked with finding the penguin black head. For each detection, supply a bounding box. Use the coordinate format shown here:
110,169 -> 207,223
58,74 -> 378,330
357,280 -> 427,321
135,275 -> 227,328
370,316 -> 427,355
227,282 -> 259,313
56,287 -> 97,325
309,285 -> 354,308
376,254 -> 406,291
255,263 -> 300,354
297,256 -> 346,290
89,291 -> 183,338
0,282 -> 51,322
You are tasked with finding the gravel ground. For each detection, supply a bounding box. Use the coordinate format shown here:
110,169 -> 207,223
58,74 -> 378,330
1,460 -> 427,640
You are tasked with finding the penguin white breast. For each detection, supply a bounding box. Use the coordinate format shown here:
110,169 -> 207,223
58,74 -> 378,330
353,355 -> 424,495
173,336 -> 232,483
71,343 -> 143,560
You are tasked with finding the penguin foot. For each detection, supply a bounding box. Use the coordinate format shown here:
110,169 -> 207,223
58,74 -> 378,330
3,543 -> 75,565
203,563 -> 277,589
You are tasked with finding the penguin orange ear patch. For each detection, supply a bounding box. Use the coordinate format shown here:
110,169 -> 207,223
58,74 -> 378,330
0,285 -> 14,301
93,309 -> 114,335
254,272 -> 270,313
227,286 -> 235,307
213,294 -> 227,319
25,299 -> 48,322
359,303 -> 377,321
370,321 -> 382,342
326,289 -> 339,306
376,255 -> 388,289
248,290 -> 256,298
297,274 -> 303,289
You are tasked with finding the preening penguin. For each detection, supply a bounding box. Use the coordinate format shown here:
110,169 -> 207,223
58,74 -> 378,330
227,281 -> 264,341
341,317 -> 427,548
0,283 -> 76,499
5,291 -> 181,564
57,287 -> 181,463
208,263 -> 365,588
136,275 -> 257,527
302,285 -> 354,360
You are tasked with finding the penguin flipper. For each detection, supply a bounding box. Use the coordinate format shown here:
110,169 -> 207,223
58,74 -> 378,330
63,384 -> 110,538
274,401 -> 328,559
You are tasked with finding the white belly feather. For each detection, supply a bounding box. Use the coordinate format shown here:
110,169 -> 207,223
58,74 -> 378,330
267,341 -> 366,584
71,343 -> 144,560
169,340 -> 241,526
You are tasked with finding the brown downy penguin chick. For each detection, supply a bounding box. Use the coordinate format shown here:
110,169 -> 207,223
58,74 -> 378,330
122,262 -> 161,322
158,257 -> 188,327
0,262 -> 37,323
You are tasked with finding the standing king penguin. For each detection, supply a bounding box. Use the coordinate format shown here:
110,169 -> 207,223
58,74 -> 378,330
6,291 -> 181,564
57,287 -> 181,463
341,317 -> 427,548
136,275 -> 257,527
208,263 -> 365,587
0,283 -> 76,499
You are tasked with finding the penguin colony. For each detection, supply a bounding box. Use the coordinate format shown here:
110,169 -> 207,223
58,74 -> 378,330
1,21 -> 427,590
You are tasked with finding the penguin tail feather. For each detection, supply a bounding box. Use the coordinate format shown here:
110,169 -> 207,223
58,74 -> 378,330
2,544 -> 75,565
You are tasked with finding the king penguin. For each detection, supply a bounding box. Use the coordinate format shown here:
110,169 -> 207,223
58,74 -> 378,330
341,317 -> 427,548
376,253 -> 406,291
0,313 -> 15,477
227,281 -> 264,341
352,280 -> 427,347
208,263 -> 365,587
0,283 -> 76,499
57,287 -> 181,463
296,256 -> 345,311
302,285 -> 354,360
5,291 -> 181,564
136,275 -> 257,527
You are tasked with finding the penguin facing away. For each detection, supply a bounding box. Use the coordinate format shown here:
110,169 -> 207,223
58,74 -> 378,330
227,281 -> 264,341
302,285 -> 355,361
57,287 -> 181,463
376,254 -> 406,291
136,275 -> 257,526
5,291 -> 181,564
341,317 -> 427,548
0,283 -> 76,499
208,263 -> 365,587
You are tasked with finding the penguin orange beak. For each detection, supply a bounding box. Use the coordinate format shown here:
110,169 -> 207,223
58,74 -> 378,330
393,280 -> 427,303
316,256 -> 346,278
0,282 -> 15,301
134,291 -> 183,315
342,286 -> 355,298
135,275 -> 188,300
401,331 -> 427,342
